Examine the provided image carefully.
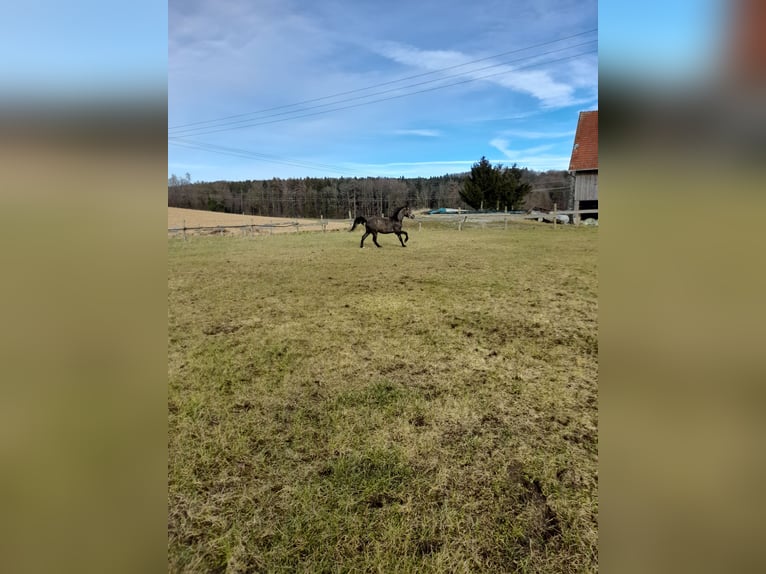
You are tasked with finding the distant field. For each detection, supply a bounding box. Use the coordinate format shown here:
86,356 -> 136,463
168,207 -> 350,234
168,224 -> 598,572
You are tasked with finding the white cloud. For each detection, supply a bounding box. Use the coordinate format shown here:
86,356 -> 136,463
392,129 -> 442,137
353,159 -> 474,167
375,43 -> 471,71
490,138 -> 554,158
373,41 -> 585,108
568,55 -> 599,88
499,129 -> 575,139
509,156 -> 570,170
485,138 -> 570,170
169,0 -> 344,115
343,159 -> 475,177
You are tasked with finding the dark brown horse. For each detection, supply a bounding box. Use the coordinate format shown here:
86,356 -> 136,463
349,205 -> 415,248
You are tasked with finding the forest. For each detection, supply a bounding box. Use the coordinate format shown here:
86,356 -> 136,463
168,168 -> 571,220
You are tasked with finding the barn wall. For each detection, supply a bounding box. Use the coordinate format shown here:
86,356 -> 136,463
574,171 -> 598,201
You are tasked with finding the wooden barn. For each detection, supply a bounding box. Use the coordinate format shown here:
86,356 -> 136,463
568,110 -> 598,221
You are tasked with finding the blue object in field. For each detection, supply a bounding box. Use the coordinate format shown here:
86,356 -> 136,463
428,208 -> 463,214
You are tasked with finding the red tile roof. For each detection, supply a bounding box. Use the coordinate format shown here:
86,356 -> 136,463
729,0 -> 766,87
569,111 -> 598,171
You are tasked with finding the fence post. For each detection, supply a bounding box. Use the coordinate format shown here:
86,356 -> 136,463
418,221 -> 422,232
182,219 -> 186,241
553,203 -> 557,229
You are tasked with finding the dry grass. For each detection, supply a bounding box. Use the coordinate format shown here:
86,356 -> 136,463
168,222 -> 597,572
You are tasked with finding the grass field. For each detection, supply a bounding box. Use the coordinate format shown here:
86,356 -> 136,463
168,221 -> 598,572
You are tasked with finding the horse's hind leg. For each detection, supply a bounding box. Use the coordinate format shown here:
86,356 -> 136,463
360,231 -> 370,248
372,232 -> 382,248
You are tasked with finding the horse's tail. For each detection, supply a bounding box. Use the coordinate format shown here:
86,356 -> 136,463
349,216 -> 366,231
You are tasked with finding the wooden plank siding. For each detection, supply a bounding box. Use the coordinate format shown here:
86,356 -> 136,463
574,171 -> 598,202
568,111 -> 598,222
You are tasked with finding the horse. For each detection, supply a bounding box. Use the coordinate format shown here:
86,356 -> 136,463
349,205 -> 415,248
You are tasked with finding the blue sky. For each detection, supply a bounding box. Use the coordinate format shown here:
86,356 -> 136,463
1,1 -> 166,99
0,0 -> 728,182
169,0 -> 598,181
600,0 -> 722,82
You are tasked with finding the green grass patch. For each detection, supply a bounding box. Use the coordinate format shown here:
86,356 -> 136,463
169,224 -> 598,572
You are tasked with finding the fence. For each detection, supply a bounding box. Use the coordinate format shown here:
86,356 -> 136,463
168,206 -> 599,239
418,206 -> 599,230
168,218 -> 349,238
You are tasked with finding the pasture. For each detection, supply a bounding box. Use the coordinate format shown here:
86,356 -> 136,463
168,221 -> 598,572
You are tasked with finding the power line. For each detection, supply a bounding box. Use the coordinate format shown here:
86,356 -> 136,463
169,138 -> 364,176
169,47 -> 597,138
168,139 -> 579,181
168,28 -> 597,132
169,40 -> 596,137
170,39 -> 597,136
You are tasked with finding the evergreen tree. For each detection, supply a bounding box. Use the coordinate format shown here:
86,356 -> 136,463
459,157 -> 531,210
459,156 -> 496,210
496,163 -> 532,210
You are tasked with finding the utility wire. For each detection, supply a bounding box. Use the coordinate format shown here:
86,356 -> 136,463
169,47 -> 597,138
170,39 -> 596,137
168,28 -> 597,131
169,139 -> 365,176
170,139 -> 581,181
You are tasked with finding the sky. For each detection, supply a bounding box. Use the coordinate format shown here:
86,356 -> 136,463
168,0 -> 598,181
600,0 -> 722,84
0,1 -> 727,182
1,1 -> 167,100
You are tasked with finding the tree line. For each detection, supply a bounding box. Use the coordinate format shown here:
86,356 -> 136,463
168,161 -> 571,219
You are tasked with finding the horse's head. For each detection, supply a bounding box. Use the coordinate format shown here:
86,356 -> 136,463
392,205 -> 416,222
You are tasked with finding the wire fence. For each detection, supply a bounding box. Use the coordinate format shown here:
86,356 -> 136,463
418,208 -> 599,230
168,208 -> 599,238
168,218 -> 350,238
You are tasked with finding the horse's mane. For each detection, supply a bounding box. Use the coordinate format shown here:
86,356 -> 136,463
390,205 -> 407,220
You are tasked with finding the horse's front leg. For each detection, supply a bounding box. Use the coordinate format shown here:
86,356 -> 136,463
396,232 -> 407,247
401,231 -> 409,245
